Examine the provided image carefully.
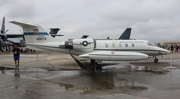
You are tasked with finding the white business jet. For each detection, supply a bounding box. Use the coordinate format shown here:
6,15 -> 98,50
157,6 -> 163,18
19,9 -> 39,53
10,21 -> 170,69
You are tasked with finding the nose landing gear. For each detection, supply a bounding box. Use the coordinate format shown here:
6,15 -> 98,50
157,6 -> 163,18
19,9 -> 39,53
154,57 -> 159,63
90,59 -> 103,71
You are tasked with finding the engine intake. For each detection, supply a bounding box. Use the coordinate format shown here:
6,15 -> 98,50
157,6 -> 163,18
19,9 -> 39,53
64,39 -> 73,49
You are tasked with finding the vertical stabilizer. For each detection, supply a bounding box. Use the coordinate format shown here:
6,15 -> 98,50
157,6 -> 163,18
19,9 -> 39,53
49,28 -> 60,38
1,17 -> 5,33
118,28 -> 131,40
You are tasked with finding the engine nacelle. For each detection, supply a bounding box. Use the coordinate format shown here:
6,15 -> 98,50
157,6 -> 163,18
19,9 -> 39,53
63,38 -> 95,50
1,34 -> 7,41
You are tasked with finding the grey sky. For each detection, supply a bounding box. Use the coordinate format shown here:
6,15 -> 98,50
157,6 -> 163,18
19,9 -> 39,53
1,0 -> 180,43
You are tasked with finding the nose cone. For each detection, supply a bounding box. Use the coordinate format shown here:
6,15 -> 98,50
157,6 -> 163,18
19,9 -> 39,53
141,53 -> 149,59
160,48 -> 171,55
79,54 -> 89,58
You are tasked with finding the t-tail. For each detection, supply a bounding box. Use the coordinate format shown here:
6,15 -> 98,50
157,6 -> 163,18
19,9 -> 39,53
49,28 -> 63,38
10,21 -> 55,44
118,28 -> 131,40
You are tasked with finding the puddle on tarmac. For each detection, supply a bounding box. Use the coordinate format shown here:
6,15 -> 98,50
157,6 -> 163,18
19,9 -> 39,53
2,64 -> 180,96
103,63 -> 170,74
47,70 -> 149,95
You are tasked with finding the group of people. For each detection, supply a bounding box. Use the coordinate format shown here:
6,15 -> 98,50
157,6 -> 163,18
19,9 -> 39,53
1,46 -> 35,54
157,44 -> 180,53
0,46 -> 11,53
170,44 -> 179,53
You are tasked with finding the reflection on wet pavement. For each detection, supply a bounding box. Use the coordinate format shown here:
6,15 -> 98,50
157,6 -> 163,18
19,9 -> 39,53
14,68 -> 20,77
57,71 -> 148,95
1,63 -> 180,99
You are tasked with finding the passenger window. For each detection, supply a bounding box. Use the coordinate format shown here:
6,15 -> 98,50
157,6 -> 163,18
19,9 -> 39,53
125,44 -> 128,47
105,44 -> 108,48
119,43 -> 122,47
112,44 -> 115,47
132,44 -> 135,47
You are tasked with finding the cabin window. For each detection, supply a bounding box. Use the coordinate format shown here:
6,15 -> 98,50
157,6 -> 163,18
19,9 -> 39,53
105,44 -> 108,48
119,43 -> 122,47
125,44 -> 128,47
132,43 -> 135,47
112,44 -> 115,47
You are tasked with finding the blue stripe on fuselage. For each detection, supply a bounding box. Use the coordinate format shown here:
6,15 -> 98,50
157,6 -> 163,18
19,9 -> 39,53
24,32 -> 49,35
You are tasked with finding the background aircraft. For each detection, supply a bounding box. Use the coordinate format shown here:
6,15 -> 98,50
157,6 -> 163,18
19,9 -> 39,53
0,17 -> 64,48
82,28 -> 132,40
0,17 -> 25,47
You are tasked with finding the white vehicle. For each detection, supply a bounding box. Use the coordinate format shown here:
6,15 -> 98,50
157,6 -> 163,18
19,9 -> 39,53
10,21 -> 170,69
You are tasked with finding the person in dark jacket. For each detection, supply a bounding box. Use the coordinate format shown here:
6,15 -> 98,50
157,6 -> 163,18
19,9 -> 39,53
170,45 -> 174,53
12,44 -> 20,67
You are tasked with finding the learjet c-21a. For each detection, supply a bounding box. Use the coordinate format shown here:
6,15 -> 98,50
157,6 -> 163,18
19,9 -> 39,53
10,21 -> 170,69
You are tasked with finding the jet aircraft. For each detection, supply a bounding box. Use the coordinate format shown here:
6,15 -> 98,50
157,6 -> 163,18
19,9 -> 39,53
10,21 -> 170,69
0,17 -> 64,48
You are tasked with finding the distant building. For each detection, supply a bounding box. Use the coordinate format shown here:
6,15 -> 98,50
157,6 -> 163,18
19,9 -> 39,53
161,41 -> 180,45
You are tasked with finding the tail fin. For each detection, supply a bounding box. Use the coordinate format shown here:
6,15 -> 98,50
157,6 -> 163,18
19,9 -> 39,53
49,28 -> 63,38
10,21 -> 55,44
118,28 -> 131,40
1,17 -> 5,33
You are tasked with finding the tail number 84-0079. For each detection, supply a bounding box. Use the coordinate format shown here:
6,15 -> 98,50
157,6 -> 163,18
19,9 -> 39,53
37,37 -> 46,40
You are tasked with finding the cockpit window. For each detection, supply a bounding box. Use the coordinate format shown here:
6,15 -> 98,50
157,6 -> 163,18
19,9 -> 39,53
147,42 -> 154,46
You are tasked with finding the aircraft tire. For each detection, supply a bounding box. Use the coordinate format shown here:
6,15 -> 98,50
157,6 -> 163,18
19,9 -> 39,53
96,66 -> 102,70
154,58 -> 158,63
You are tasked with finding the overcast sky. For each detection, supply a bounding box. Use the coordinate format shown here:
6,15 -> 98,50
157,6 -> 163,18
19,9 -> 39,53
0,0 -> 180,43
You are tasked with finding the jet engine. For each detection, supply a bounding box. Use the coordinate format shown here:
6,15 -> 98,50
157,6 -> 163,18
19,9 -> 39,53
79,51 -> 148,61
63,38 -> 95,50
1,33 -> 7,41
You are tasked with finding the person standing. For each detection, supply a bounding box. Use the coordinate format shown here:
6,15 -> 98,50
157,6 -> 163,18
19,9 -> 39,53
171,45 -> 174,53
12,44 -> 20,67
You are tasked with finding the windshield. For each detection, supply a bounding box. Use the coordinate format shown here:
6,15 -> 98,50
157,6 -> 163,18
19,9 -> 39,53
147,42 -> 155,46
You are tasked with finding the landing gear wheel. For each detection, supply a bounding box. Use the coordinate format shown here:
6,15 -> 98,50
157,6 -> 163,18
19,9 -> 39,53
154,58 -> 159,63
96,65 -> 102,71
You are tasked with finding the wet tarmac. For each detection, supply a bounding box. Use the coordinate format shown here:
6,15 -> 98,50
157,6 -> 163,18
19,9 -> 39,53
0,52 -> 180,99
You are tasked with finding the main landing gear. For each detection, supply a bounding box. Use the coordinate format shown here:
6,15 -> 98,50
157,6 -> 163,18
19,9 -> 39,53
154,57 -> 159,63
90,59 -> 103,71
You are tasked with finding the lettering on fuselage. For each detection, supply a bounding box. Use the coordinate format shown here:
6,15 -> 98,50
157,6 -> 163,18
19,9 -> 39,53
37,37 -> 46,40
119,41 -> 144,43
